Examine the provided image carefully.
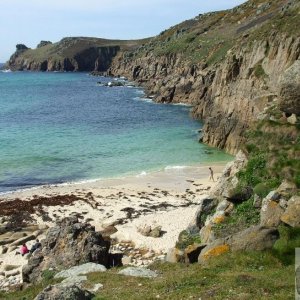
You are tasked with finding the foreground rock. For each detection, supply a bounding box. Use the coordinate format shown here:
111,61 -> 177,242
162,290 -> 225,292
54,263 -> 107,279
23,217 -> 110,283
118,267 -> 158,278
34,284 -> 93,300
198,226 -> 279,263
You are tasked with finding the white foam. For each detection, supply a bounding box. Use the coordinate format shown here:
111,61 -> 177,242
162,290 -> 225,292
1,69 -> 11,73
136,171 -> 147,177
173,103 -> 192,107
164,165 -> 187,170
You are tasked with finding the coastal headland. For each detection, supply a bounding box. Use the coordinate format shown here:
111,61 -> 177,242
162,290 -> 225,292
1,0 -> 299,298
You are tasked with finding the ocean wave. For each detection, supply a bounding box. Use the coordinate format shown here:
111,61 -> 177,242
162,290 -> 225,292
136,171 -> 147,177
164,165 -> 187,170
1,69 -> 12,73
133,97 -> 154,103
173,103 -> 192,107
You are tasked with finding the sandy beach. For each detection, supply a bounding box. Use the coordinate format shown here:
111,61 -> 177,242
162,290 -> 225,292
0,162 -> 228,288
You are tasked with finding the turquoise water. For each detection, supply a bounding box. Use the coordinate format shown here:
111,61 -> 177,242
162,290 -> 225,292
0,72 -> 231,193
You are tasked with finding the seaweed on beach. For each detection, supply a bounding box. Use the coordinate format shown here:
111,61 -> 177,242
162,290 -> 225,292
0,194 -> 88,217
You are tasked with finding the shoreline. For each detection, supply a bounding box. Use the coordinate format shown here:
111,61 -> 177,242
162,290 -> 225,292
0,161 -> 228,200
0,159 -> 230,289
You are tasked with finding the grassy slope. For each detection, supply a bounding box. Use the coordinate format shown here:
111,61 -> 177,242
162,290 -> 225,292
18,37 -> 150,63
129,0 -> 291,66
0,252 -> 294,300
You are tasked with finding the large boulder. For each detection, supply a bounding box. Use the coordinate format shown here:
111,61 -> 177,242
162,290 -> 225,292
198,225 -> 279,263
23,217 -> 110,283
278,60 -> 300,116
54,263 -> 107,279
260,191 -> 284,227
34,284 -> 93,300
280,196 -> 300,228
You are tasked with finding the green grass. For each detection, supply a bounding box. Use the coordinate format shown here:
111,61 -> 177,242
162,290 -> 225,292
253,62 -> 267,79
273,224 -> 300,265
0,278 -> 61,300
2,251 -> 294,300
214,198 -> 260,237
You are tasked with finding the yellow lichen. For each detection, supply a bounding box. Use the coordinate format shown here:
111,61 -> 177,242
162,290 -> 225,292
202,244 -> 230,260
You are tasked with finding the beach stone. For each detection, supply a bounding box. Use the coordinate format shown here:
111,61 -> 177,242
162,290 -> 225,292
54,263 -> 107,279
23,217 -> 110,283
11,234 -> 36,246
118,267 -> 157,278
149,226 -> 162,238
34,284 -> 93,300
121,255 -> 132,265
281,196 -> 300,227
138,225 -> 151,236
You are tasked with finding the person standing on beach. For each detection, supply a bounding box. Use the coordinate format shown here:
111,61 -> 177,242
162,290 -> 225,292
209,167 -> 215,182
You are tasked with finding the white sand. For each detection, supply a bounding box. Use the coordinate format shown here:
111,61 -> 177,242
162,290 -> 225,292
0,162 -> 228,286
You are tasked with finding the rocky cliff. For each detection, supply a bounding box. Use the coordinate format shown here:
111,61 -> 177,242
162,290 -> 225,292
7,37 -> 148,72
109,0 -> 300,155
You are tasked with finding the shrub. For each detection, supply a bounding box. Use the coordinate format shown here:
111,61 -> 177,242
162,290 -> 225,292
273,224 -> 300,265
176,230 -> 201,250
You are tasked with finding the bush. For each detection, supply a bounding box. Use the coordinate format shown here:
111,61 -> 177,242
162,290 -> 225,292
41,269 -> 56,281
253,179 -> 281,198
273,224 -> 300,265
176,230 -> 201,250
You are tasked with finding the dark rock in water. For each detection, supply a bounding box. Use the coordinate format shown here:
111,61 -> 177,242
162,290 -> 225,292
105,81 -> 124,87
34,284 -> 93,300
23,217 -> 110,283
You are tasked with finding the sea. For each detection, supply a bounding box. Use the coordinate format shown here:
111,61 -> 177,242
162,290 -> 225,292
0,71 -> 232,194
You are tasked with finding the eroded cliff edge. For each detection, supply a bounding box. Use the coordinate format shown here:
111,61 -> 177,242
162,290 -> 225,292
109,0 -> 300,155
7,37 -> 148,72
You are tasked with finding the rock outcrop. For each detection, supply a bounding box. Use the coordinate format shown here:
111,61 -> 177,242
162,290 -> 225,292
109,1 -> 300,154
22,217 -> 110,283
7,37 -> 146,72
34,284 -> 93,300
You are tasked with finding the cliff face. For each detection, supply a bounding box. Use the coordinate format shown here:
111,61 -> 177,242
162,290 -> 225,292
109,0 -> 300,154
7,37 -> 147,72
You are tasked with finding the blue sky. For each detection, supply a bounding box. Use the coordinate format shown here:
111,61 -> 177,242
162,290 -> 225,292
0,0 -> 246,62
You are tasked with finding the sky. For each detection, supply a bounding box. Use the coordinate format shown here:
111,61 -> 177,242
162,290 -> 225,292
0,0 -> 246,62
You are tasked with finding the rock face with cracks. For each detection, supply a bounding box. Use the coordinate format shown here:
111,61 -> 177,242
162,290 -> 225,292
22,217 -> 110,283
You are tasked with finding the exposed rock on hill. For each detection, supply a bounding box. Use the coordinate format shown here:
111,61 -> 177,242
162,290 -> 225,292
7,37 -> 148,72
109,0 -> 300,154
22,217 -> 110,283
